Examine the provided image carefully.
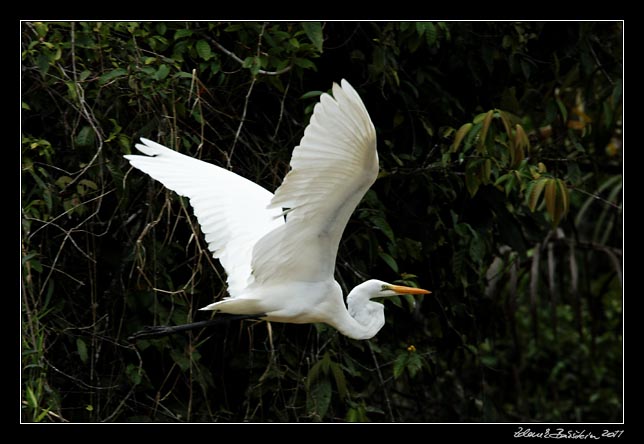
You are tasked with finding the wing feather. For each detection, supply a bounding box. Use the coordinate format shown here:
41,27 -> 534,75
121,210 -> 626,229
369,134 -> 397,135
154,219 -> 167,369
251,79 -> 378,284
125,138 -> 283,296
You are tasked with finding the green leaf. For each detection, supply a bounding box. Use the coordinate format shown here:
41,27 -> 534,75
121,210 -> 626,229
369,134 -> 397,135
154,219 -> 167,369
330,362 -> 348,400
300,90 -> 323,100
98,68 -> 127,85
54,176 -> 73,190
406,352 -> 423,377
195,40 -> 212,61
242,56 -> 261,76
495,173 -> 515,196
126,364 -> 142,385
514,124 -> 529,165
174,29 -> 193,40
75,126 -> 95,147
307,359 -> 325,388
76,338 -> 88,364
469,231 -> 486,265
379,252 -> 399,273
308,379 -> 332,419
154,64 -> 170,81
65,81 -> 78,102
302,22 -> 324,52
424,22 -> 437,47
527,178 -> 548,212
27,256 -> 43,273
77,179 -> 98,196
544,178 -> 569,226
293,57 -> 317,71
169,349 -> 190,371
34,408 -> 51,422
556,98 -> 568,123
370,215 -> 395,242
393,353 -> 409,379
346,404 -> 369,423
464,122 -> 483,151
465,165 -> 480,197
481,158 -> 492,184
37,53 -> 50,75
175,71 -> 194,79
557,178 -> 569,216
544,178 -> 557,222
452,123 -> 472,152
26,385 -> 38,409
34,22 -> 49,38
478,110 -> 494,152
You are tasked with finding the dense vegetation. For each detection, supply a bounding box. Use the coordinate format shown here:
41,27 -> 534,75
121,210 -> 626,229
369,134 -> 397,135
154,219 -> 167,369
21,21 -> 622,422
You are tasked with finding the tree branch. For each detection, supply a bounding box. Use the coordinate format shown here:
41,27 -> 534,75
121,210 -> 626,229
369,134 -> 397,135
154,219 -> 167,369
209,37 -> 292,76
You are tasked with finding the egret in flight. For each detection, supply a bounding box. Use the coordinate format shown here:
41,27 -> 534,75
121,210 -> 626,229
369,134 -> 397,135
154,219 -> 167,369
125,79 -> 430,340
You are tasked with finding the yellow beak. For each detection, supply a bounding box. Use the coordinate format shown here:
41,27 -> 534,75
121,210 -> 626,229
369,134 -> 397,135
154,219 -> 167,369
388,285 -> 431,295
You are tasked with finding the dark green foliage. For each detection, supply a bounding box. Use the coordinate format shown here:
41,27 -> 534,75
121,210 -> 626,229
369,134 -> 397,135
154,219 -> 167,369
21,21 -> 622,422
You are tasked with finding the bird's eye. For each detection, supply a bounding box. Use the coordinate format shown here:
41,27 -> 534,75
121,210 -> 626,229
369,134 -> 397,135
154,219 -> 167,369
381,284 -> 388,291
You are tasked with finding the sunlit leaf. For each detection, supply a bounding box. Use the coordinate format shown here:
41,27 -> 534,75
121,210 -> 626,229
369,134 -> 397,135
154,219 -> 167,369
527,177 -> 548,212
544,178 -> 557,222
26,386 -> 38,409
452,123 -> 472,152
478,110 -> 494,152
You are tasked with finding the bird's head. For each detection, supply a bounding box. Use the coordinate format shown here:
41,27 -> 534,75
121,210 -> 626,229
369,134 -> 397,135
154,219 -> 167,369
343,279 -> 431,340
376,280 -> 431,298
348,279 -> 431,304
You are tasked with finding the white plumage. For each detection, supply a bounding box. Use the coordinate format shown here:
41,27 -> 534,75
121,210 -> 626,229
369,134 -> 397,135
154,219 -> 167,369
125,79 -> 429,340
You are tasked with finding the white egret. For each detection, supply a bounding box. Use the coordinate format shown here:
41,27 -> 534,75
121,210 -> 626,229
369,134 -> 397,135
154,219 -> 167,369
125,79 -> 430,341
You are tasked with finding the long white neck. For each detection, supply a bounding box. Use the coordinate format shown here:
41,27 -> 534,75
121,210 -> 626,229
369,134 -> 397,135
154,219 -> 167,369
329,281 -> 386,340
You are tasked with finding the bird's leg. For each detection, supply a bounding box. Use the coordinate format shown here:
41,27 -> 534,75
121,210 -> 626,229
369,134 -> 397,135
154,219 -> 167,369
127,314 -> 265,342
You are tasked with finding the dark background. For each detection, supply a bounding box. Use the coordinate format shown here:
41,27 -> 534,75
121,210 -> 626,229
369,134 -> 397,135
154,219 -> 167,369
21,21 -> 622,423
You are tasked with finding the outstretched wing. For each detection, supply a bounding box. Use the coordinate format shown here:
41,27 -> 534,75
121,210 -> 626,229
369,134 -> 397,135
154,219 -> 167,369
124,138 -> 284,296
250,79 -> 378,285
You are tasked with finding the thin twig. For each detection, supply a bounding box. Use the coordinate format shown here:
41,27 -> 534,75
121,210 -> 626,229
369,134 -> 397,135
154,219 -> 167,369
226,23 -> 270,170
272,78 -> 291,140
100,345 -> 144,422
588,39 -> 615,86
227,77 -> 256,170
61,22 -> 106,194
26,189 -> 115,241
570,185 -> 622,210
209,37 -> 292,76
368,341 -> 396,422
